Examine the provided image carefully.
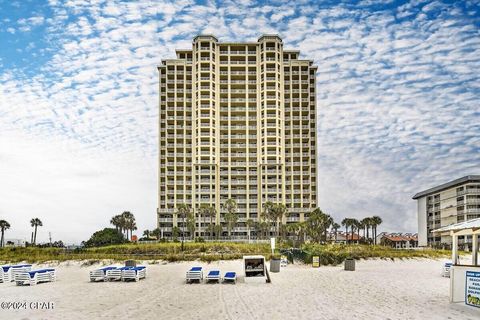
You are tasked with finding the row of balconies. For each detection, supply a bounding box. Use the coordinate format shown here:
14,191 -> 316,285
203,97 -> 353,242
219,71 -> 257,75
220,98 -> 257,102
220,89 -> 257,93
219,50 -> 257,54
284,80 -> 312,85
166,88 -> 192,93
458,200 -> 480,205
458,189 -> 480,196
220,80 -> 257,84
219,61 -> 257,65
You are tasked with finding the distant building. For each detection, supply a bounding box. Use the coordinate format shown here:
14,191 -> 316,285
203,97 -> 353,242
329,231 -> 362,243
413,175 -> 480,248
376,232 -> 418,249
4,239 -> 26,247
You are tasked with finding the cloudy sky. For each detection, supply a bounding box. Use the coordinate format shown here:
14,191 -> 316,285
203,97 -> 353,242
0,0 -> 479,244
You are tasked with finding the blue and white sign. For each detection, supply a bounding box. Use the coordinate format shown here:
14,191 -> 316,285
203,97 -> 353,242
465,271 -> 480,308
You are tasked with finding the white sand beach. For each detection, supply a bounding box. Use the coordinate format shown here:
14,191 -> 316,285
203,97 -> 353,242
0,259 -> 479,320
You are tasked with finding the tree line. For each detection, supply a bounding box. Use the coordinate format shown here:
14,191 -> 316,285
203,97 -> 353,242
0,217 -> 45,247
153,199 -> 383,244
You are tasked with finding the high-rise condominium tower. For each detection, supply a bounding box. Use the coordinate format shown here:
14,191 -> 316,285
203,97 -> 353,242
157,34 -> 318,239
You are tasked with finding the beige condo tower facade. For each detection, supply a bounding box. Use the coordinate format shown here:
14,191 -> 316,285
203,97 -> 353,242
157,34 -> 318,239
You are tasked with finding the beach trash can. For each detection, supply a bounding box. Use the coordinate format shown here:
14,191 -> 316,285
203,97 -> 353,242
344,258 -> 355,271
125,260 -> 137,267
270,258 -> 281,273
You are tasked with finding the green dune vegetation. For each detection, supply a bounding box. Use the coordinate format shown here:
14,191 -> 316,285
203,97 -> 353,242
0,207 -> 453,265
0,242 -> 451,265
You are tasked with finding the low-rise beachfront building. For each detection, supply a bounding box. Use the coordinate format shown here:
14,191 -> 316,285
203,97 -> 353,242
376,232 -> 418,249
4,238 -> 26,247
413,175 -> 480,248
328,231 -> 361,243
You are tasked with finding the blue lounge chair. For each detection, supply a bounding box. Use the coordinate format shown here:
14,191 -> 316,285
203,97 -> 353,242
206,270 -> 221,283
15,268 -> 56,286
2,264 -> 32,282
223,272 -> 237,283
106,267 -> 126,281
90,266 -> 118,282
186,266 -> 203,283
122,266 -> 147,282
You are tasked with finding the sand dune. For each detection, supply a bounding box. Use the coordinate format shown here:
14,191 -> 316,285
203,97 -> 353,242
0,259 -> 478,319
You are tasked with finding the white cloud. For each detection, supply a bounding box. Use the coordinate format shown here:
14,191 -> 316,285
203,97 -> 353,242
0,0 -> 479,242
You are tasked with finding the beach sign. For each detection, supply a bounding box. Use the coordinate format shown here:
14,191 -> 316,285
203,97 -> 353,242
312,256 -> 320,268
466,271 -> 480,308
270,237 -> 275,254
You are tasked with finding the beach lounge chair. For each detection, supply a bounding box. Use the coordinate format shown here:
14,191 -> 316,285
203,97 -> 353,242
2,264 -> 32,282
121,266 -> 147,282
14,269 -> 56,286
442,262 -> 452,278
206,270 -> 221,283
186,266 -> 203,283
90,266 -> 118,282
223,272 -> 237,284
106,267 -> 124,281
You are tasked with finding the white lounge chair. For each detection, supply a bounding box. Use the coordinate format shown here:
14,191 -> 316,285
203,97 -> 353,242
2,264 -> 32,282
90,266 -> 118,282
186,267 -> 203,283
106,267 -> 123,281
442,262 -> 452,278
15,269 -> 56,286
223,272 -> 237,284
121,266 -> 146,282
206,270 -> 221,283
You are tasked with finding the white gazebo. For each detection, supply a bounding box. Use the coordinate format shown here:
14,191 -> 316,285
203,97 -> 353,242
433,218 -> 480,307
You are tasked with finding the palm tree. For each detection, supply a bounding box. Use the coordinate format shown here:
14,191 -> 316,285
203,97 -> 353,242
172,226 -> 180,240
246,218 -> 254,242
271,203 -> 288,237
30,218 -> 43,245
119,211 -> 136,240
0,220 -> 11,248
143,230 -> 151,239
305,208 -> 332,243
199,204 -> 216,239
341,218 -> 351,244
110,215 -> 125,237
332,222 -> 340,242
176,204 -> 191,249
151,228 -> 161,240
361,218 -> 370,242
261,201 -> 275,237
324,214 -> 333,242
223,199 -> 238,239
371,216 -> 383,245
214,225 -> 223,240
186,211 -> 196,240
350,218 -> 360,244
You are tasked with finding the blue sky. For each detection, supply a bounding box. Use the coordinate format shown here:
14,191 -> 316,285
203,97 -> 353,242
0,0 -> 479,244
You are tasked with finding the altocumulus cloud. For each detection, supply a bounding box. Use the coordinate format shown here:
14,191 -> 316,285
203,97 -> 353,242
0,0 -> 479,243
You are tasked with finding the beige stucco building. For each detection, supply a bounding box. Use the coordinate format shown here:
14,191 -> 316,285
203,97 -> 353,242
413,175 -> 480,247
157,34 -> 318,239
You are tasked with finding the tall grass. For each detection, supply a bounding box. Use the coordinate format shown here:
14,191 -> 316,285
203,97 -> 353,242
0,242 -> 451,265
0,242 -> 271,264
301,243 -> 451,265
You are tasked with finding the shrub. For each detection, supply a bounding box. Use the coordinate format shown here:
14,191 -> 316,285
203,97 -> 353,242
84,228 -> 126,247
